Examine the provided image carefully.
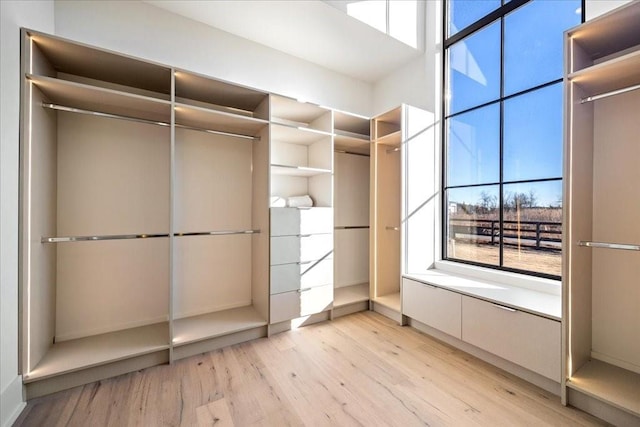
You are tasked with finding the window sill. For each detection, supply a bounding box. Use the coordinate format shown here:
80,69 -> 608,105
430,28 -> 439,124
404,261 -> 561,321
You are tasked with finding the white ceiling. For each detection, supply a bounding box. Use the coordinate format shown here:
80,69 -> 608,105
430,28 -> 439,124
144,0 -> 423,83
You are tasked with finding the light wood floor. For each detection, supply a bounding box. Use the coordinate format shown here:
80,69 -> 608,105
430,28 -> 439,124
15,311 -> 608,426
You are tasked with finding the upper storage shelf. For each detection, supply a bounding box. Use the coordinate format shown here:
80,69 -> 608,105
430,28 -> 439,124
270,95 -> 332,132
28,74 -> 172,123
566,2 -> 640,97
334,111 -> 370,153
28,30 -> 172,97
174,71 -> 270,137
372,107 -> 401,146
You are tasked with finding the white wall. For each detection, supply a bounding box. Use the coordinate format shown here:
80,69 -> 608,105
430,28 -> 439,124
586,0 -> 632,20
54,0 -> 373,116
1,2 -> 55,425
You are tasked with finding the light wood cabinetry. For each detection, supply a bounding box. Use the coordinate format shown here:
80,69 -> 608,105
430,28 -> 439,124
402,278 -> 461,339
268,97 -> 334,326
370,105 -> 433,322
370,108 -> 402,318
333,111 -> 371,314
462,296 -> 560,382
402,276 -> 560,382
20,29 -> 269,397
563,2 -> 640,422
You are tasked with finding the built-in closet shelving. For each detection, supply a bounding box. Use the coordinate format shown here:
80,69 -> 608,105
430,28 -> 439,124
563,2 -> 640,422
171,70 -> 270,359
370,107 -> 403,319
333,111 -> 371,313
268,96 -> 334,327
20,29 -> 270,398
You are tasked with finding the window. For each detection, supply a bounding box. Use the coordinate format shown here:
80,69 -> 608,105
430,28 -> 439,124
443,0 -> 582,278
326,1 -> 424,49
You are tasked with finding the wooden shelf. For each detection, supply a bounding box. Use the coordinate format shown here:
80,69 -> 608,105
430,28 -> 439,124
271,95 -> 330,129
568,2 -> 640,65
568,359 -> 640,416
271,123 -> 332,145
175,102 -> 268,137
334,283 -> 369,307
375,130 -> 402,147
28,74 -> 171,122
174,70 -> 268,116
334,110 -> 370,137
334,129 -> 371,154
24,322 -> 169,382
29,30 -> 172,95
374,292 -> 401,312
172,305 -> 266,346
569,48 -> 640,96
270,164 -> 331,177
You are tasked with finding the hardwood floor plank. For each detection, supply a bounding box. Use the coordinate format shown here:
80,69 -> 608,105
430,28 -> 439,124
14,312 -> 609,427
196,398 -> 235,427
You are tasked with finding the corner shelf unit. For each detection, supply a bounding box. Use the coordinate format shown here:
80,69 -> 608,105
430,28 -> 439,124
20,29 -> 270,398
562,2 -> 640,423
370,107 -> 403,319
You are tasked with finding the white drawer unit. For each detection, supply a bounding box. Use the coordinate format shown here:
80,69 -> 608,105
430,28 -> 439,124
270,233 -> 333,265
402,278 -> 462,339
271,258 -> 334,295
461,296 -> 561,382
270,284 -> 333,324
270,207 -> 333,236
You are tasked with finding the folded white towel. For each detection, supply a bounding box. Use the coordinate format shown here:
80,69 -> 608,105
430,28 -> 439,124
270,196 -> 287,207
287,195 -> 314,208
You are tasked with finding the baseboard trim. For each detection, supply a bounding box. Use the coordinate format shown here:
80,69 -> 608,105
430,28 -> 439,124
1,375 -> 25,427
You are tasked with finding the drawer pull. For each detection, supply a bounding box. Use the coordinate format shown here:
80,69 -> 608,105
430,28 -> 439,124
297,287 -> 312,293
298,234 -> 313,238
297,261 -> 313,265
492,303 -> 517,313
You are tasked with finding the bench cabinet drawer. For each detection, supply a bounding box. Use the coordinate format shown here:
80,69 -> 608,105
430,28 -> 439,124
461,296 -> 561,381
270,284 -> 333,323
402,278 -> 461,339
271,258 -> 333,295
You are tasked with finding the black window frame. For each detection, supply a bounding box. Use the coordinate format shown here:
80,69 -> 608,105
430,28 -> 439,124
441,0 -> 585,280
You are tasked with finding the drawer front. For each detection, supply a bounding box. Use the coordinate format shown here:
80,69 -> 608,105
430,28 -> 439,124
402,278 -> 462,339
271,207 -> 333,236
461,296 -> 561,381
270,234 -> 333,265
271,258 -> 334,294
270,284 -> 333,323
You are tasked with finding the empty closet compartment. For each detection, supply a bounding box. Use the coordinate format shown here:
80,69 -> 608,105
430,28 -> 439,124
21,30 -> 172,396
172,72 -> 270,358
333,111 -> 371,311
370,107 -> 402,316
564,3 -> 640,417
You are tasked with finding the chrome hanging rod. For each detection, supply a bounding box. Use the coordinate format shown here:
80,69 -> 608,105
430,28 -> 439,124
42,103 -> 260,141
578,240 -> 639,251
334,149 -> 370,157
580,83 -> 640,104
42,230 -> 261,243
386,147 -> 400,154
174,230 -> 260,237
42,233 -> 169,243
175,124 -> 259,141
335,225 -> 370,230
